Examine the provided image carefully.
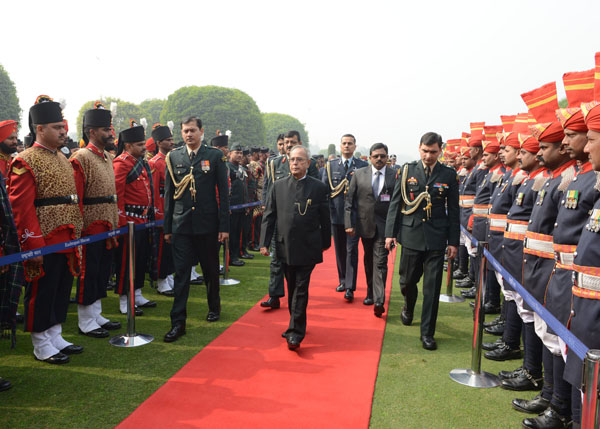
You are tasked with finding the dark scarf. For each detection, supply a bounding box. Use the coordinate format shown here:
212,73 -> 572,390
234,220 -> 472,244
125,157 -> 158,283
0,178 -> 23,347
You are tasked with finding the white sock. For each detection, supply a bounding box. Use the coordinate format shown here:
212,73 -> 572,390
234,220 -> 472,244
49,324 -> 72,351
167,274 -> 174,288
157,278 -> 171,293
31,329 -> 60,360
94,299 -> 109,326
134,288 -> 149,306
119,294 -> 128,314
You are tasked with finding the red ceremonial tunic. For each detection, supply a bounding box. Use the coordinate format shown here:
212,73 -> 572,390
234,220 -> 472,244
113,152 -> 153,226
149,152 -> 166,221
0,153 -> 11,180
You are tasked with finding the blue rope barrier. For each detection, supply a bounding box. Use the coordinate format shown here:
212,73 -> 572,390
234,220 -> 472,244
461,225 -> 589,361
230,201 -> 263,210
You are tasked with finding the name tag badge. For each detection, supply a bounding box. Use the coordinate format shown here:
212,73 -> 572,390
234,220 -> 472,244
380,194 -> 390,202
201,160 -> 210,173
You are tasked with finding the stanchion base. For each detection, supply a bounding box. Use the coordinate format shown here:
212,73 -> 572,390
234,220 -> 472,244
220,278 -> 240,285
439,294 -> 465,303
449,368 -> 501,388
109,333 -> 154,348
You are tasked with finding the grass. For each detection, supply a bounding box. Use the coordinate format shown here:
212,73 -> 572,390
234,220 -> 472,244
1,251 -> 532,428
371,255 -> 530,428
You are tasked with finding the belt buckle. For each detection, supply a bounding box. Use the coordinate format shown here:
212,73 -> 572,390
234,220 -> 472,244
70,194 -> 78,204
111,194 -> 117,203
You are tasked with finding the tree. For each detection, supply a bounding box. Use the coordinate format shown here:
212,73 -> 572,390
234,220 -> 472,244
262,112 -> 309,151
558,97 -> 568,108
327,144 -> 336,156
139,98 -> 165,127
0,64 -> 22,130
75,97 -> 146,141
160,86 -> 265,146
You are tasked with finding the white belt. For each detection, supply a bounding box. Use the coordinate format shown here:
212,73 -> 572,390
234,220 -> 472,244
524,237 -> 554,254
577,272 -> 600,292
506,223 -> 528,234
490,218 -> 507,229
472,207 -> 490,215
556,252 -> 575,266
460,198 -> 474,206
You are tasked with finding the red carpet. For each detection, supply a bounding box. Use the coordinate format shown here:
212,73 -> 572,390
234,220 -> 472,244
118,247 -> 396,428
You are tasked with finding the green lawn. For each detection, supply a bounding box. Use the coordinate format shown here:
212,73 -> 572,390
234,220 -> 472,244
0,252 -> 531,428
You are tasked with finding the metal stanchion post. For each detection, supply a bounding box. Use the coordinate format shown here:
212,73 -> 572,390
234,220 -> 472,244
440,256 -> 465,303
581,349 -> 600,429
110,222 -> 154,347
220,238 -> 239,286
450,242 -> 500,388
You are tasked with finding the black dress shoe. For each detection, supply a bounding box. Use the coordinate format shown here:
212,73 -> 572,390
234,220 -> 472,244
206,312 -> 220,322
336,284 -> 345,292
344,289 -> 354,302
499,366 -> 525,380
522,407 -> 571,429
189,278 -> 204,286
60,344 -> 84,355
158,289 -> 176,296
483,315 -> 503,328
0,377 -> 11,392
453,269 -> 468,280
35,352 -> 69,365
240,252 -> 254,259
456,277 -> 474,288
281,331 -> 287,338
260,297 -> 280,309
512,394 -> 551,414
501,369 -> 543,391
164,323 -> 186,343
461,287 -> 477,298
485,321 -> 505,336
287,337 -> 300,351
137,300 -> 157,308
484,343 -> 522,361
230,259 -> 245,267
483,302 -> 501,314
374,303 -> 385,318
79,327 -> 109,338
363,298 -> 374,306
401,307 -> 413,326
421,336 -> 437,350
101,321 -> 122,330
482,338 -> 504,351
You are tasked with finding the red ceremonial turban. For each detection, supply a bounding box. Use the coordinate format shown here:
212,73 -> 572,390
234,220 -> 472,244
468,122 -> 485,147
504,113 -> 534,149
521,82 -> 564,143
0,120 -> 17,143
519,133 -> 540,154
556,69 -> 595,132
582,101 -> 600,133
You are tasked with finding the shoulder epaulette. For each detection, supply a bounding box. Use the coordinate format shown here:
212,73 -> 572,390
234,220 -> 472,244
558,164 -> 577,192
512,170 -> 528,186
490,171 -> 503,183
532,174 -> 549,192
594,171 -> 600,192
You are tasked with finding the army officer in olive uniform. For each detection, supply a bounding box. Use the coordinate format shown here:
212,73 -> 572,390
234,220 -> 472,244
385,132 -> 459,351
163,116 -> 230,343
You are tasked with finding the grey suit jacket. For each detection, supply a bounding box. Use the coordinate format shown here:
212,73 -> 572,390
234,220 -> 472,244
345,166 -> 396,239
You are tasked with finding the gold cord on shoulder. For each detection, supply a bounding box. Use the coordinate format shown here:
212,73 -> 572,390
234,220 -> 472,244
400,164 -> 432,219
326,161 -> 348,198
165,152 -> 197,202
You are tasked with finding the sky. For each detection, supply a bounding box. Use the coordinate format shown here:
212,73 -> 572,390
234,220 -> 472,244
3,0 -> 600,160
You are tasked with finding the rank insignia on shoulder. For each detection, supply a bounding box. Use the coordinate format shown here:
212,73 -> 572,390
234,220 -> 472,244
201,160 -> 210,172
222,156 -> 227,162
587,209 -> 600,233
566,190 -> 579,209
12,166 -> 27,175
408,177 -> 418,186
537,189 -> 546,206
516,192 -> 524,206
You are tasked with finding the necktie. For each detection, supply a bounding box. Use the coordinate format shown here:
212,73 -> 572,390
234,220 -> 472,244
425,166 -> 431,181
190,151 -> 196,162
373,171 -> 381,198
344,160 -> 349,174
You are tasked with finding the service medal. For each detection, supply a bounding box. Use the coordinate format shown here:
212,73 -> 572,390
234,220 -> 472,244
537,189 -> 545,206
501,182 -> 509,193
587,209 -> 600,233
408,177 -> 418,186
566,190 -> 579,209
201,160 -> 210,172
516,192 -> 524,206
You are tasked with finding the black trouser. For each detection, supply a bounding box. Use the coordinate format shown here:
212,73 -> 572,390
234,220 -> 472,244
458,244 -> 469,273
549,352 -> 571,417
502,299 -> 522,349
332,223 -> 360,290
523,322 -> 543,378
158,232 -> 174,279
229,211 -> 244,260
241,210 -> 252,253
114,229 -> 149,295
76,239 -> 112,305
24,252 -> 74,332
361,235 -> 388,304
252,214 -> 262,247
282,263 -> 315,341
484,269 -> 500,307
170,232 -> 221,326
268,224 -> 285,298
399,247 -> 445,337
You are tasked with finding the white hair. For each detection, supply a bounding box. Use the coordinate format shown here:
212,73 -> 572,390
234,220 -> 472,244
290,145 -> 310,159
